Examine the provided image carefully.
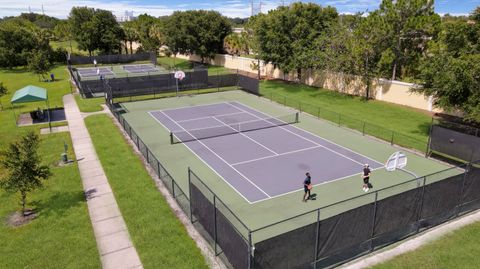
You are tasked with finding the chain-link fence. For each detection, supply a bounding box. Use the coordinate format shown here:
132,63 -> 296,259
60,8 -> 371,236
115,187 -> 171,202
104,82 -> 480,269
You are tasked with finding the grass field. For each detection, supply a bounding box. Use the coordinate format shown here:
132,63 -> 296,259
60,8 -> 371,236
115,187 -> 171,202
74,95 -> 104,112
0,66 -> 100,268
85,114 -> 209,269
157,56 -> 232,75
371,221 -> 480,269
260,80 -> 432,151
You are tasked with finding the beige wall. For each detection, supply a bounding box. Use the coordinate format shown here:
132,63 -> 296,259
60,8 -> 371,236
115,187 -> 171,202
176,53 -> 438,112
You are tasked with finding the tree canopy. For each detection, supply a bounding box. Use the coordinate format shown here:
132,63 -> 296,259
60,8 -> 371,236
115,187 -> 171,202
69,7 -> 123,55
164,10 -> 231,62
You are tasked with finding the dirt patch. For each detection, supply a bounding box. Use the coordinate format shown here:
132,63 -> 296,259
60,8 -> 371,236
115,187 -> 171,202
5,210 -> 38,227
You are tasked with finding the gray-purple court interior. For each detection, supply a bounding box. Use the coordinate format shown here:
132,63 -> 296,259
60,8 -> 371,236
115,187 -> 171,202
150,101 -> 384,203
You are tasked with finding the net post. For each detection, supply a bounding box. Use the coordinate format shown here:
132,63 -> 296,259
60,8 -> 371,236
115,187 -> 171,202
369,191 -> 379,251
390,131 -> 395,145
313,209 -> 321,269
188,167 -> 193,223
295,112 -> 299,123
170,132 -> 174,144
213,195 -> 218,255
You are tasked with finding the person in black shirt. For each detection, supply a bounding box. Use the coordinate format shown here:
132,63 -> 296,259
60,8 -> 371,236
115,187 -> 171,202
303,172 -> 312,202
362,164 -> 372,192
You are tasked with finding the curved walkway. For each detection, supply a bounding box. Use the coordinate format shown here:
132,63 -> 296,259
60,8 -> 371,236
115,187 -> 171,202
64,94 -> 143,269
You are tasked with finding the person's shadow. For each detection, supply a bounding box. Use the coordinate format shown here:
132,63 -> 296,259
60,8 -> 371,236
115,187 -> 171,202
308,193 -> 317,201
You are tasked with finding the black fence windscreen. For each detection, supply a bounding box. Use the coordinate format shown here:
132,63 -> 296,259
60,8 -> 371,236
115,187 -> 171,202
238,74 -> 259,95
429,125 -> 480,162
189,170 -> 251,269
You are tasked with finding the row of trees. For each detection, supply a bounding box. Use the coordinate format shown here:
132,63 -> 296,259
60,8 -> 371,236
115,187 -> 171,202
244,1 -> 480,121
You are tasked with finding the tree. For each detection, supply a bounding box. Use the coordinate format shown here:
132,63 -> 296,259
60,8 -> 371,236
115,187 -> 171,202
0,82 -> 8,110
0,132 -> 51,216
69,7 -> 123,55
54,20 -> 73,53
246,3 -> 338,80
165,10 -> 231,63
415,54 -> 480,122
123,21 -> 139,54
377,0 -> 441,80
28,49 -> 53,81
132,14 -> 162,52
351,12 -> 389,99
69,7 -> 96,55
0,21 -> 37,68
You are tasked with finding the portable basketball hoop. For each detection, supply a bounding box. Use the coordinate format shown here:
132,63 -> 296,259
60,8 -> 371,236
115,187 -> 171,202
385,151 -> 420,186
174,70 -> 186,96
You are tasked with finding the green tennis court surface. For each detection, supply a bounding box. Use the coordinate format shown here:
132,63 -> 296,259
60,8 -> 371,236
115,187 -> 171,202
119,90 -> 460,243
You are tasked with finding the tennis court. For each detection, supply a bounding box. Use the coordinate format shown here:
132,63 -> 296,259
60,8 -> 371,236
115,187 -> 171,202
150,102 -> 384,203
123,63 -> 160,73
114,90 -> 471,269
76,66 -> 114,77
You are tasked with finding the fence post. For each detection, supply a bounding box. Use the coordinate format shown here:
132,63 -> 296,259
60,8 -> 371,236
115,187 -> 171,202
456,163 -> 471,216
313,209 -> 321,269
370,191 -> 379,251
390,131 -> 395,145
172,179 -> 175,198
416,176 -> 427,232
425,117 -> 434,157
146,149 -> 149,163
213,195 -> 218,255
317,107 -> 320,118
248,231 -> 253,269
299,102 -> 302,112
157,161 -> 161,178
284,96 -> 286,106
188,167 -> 193,223
362,122 -> 366,136
338,114 -> 341,126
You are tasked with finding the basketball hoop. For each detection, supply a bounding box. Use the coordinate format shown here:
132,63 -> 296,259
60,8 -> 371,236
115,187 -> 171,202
385,151 -> 420,186
174,71 -> 186,97
174,70 -> 185,81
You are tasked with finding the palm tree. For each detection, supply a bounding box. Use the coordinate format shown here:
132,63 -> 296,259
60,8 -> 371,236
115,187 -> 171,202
224,33 -> 241,56
123,23 -> 139,54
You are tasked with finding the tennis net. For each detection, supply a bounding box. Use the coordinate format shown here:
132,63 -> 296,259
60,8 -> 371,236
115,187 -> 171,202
170,112 -> 299,144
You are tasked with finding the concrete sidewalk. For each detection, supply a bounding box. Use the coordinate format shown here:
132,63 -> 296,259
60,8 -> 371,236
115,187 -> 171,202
63,94 -> 143,269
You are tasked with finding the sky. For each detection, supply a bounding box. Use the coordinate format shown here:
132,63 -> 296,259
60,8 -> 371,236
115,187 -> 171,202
0,0 -> 479,19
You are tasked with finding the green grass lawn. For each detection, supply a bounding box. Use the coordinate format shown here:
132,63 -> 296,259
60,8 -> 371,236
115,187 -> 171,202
85,114 -> 209,269
75,94 -> 104,112
157,56 -> 233,75
260,80 -> 433,152
0,66 -> 100,268
371,221 -> 480,269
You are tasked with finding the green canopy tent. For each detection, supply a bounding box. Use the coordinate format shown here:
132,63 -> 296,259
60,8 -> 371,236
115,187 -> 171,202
10,85 -> 51,130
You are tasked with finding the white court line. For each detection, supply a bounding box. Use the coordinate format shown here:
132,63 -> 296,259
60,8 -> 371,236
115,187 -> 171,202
227,102 -> 371,167
211,116 -> 279,156
232,145 -> 321,166
228,101 -> 384,167
148,111 -> 256,203
159,102 -> 232,113
250,166 -> 385,204
176,111 -> 246,123
158,110 -> 272,199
